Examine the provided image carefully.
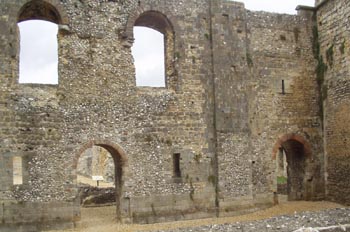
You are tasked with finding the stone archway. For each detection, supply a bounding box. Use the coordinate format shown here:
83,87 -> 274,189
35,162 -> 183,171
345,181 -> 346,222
17,0 -> 69,24
74,140 -> 127,221
273,134 -> 312,201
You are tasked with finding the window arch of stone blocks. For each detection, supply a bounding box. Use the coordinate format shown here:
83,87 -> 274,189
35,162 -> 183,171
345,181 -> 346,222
17,0 -> 68,24
125,9 -> 178,90
272,133 -> 312,160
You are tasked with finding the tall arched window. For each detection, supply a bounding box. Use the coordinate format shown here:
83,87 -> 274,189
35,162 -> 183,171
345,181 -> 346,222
17,1 -> 61,84
131,11 -> 175,89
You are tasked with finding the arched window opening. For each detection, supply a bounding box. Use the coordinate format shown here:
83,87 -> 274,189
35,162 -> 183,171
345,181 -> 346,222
132,27 -> 165,87
17,0 -> 61,84
18,20 -> 58,84
131,11 -> 175,88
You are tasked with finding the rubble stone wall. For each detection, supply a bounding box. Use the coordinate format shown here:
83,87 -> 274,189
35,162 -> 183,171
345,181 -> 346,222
211,1 -> 324,216
0,0 -> 347,231
316,0 -> 350,204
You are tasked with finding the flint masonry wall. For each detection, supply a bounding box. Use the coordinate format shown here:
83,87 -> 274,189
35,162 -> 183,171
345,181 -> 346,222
211,1 -> 324,216
316,0 -> 350,204
1,0 -> 216,230
246,8 -> 325,201
0,0 -> 340,231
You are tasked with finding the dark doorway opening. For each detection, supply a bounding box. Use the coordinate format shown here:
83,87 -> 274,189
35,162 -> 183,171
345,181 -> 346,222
276,139 -> 306,201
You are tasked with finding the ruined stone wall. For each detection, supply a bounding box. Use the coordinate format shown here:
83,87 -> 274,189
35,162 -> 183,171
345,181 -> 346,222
316,0 -> 350,204
210,1 -> 324,216
120,0 -> 217,223
0,0 -> 345,231
247,8 -> 324,201
210,0 -> 254,213
0,0 -> 216,229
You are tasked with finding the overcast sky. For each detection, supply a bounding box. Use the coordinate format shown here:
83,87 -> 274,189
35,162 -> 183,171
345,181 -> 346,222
239,0 -> 314,14
131,27 -> 165,87
18,20 -> 58,84
18,0 -> 315,85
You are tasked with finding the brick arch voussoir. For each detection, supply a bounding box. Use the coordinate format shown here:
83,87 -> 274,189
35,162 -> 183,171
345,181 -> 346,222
124,6 -> 145,39
73,140 -> 128,170
18,0 -> 69,25
272,133 -> 312,160
124,5 -> 178,41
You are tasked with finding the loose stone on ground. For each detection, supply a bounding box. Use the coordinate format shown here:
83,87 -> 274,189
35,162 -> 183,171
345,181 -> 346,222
48,201 -> 350,232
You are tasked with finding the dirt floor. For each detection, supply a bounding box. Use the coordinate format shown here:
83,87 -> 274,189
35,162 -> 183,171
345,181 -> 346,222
48,201 -> 345,232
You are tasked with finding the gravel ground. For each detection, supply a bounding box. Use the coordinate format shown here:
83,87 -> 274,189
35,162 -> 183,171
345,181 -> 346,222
154,208 -> 350,232
48,201 -> 350,232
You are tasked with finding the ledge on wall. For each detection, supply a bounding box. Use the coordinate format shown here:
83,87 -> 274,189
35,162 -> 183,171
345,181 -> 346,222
295,5 -> 316,12
296,0 -> 331,13
295,5 -> 316,18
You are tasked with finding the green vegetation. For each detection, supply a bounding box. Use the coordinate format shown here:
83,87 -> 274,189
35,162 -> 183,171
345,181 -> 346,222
165,139 -> 172,146
277,176 -> 287,185
326,44 -> 334,67
312,26 -> 320,59
208,175 -> 216,186
189,179 -> 195,201
194,153 -> 202,163
246,52 -> 253,67
312,25 -> 328,124
144,134 -> 153,143
316,56 -> 327,87
175,52 -> 180,59
340,40 -> 346,55
322,85 -> 328,102
293,27 -> 300,43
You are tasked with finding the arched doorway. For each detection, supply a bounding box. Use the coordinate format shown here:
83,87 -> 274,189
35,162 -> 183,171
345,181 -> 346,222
273,134 -> 311,201
77,146 -> 115,201
74,141 -> 127,221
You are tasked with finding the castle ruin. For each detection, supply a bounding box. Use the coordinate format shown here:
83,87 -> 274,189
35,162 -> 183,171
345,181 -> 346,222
0,0 -> 349,231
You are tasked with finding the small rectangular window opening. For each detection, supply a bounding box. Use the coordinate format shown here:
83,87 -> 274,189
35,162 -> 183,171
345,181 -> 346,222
173,153 -> 181,178
13,156 -> 23,185
281,80 -> 285,95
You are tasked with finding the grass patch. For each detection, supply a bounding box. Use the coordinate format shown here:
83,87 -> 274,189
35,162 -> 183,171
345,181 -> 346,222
277,176 -> 287,185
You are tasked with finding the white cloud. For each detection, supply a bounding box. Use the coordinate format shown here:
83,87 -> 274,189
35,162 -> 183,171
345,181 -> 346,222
132,26 -> 165,87
237,0 -> 315,14
18,20 -> 58,84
